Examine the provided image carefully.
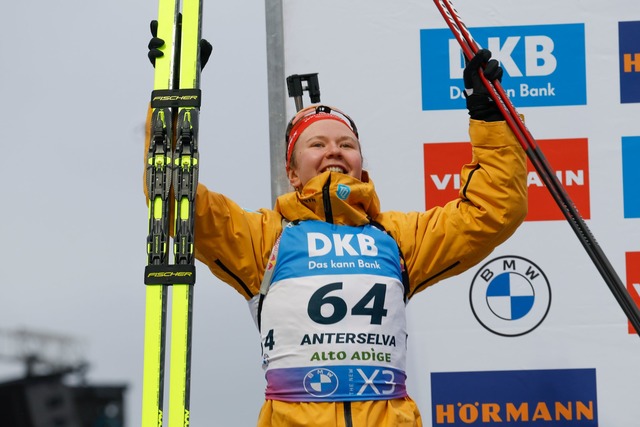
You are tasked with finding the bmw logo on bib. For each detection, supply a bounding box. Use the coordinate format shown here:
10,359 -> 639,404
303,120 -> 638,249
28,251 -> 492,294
303,368 -> 340,397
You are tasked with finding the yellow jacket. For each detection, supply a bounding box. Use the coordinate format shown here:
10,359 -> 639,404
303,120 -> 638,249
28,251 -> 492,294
144,116 -> 528,426
184,119 -> 527,301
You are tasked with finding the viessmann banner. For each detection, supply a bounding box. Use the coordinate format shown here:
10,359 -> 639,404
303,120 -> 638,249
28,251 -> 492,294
278,1 -> 640,425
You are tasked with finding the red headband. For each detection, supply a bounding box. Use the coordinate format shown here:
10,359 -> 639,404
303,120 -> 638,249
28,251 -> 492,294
285,113 -> 354,171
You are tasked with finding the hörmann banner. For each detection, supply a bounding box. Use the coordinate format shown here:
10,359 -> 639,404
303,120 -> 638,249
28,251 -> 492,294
431,369 -> 598,426
619,21 -> 640,103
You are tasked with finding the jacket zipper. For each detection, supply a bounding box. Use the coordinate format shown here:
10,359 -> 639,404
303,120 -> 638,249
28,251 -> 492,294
322,176 -> 334,224
343,401 -> 353,427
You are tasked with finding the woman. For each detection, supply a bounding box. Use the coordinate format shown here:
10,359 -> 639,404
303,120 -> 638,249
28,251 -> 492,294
144,49 -> 527,426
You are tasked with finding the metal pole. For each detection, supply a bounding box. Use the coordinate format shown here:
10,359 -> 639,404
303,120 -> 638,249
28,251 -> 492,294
265,0 -> 290,204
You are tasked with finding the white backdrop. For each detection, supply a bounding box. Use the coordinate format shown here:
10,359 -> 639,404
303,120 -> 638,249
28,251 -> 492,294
278,0 -> 640,425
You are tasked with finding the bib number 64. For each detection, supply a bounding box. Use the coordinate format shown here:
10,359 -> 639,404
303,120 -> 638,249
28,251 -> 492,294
307,282 -> 388,325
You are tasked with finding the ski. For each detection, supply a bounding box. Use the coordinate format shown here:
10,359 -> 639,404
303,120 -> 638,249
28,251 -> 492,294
142,0 -> 203,426
168,0 -> 202,425
433,0 -> 640,336
141,0 -> 178,425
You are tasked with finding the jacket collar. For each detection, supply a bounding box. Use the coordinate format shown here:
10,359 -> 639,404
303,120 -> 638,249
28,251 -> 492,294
274,171 -> 380,225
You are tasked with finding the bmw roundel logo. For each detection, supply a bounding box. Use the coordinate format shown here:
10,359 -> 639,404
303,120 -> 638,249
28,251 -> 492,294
303,368 -> 339,397
470,256 -> 551,337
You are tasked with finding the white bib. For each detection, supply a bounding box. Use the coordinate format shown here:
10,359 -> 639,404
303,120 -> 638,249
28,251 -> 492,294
259,221 -> 408,402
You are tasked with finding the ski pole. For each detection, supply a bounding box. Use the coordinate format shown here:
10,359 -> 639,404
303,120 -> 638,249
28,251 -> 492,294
433,0 -> 640,336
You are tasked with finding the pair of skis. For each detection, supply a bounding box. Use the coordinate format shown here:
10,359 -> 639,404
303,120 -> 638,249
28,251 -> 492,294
433,0 -> 640,336
142,0 -> 203,426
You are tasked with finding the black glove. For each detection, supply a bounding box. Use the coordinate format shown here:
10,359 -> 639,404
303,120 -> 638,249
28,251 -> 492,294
147,20 -> 165,66
147,19 -> 213,70
463,49 -> 503,122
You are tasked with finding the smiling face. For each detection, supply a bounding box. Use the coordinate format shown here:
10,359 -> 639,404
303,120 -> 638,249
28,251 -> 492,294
287,119 -> 363,190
